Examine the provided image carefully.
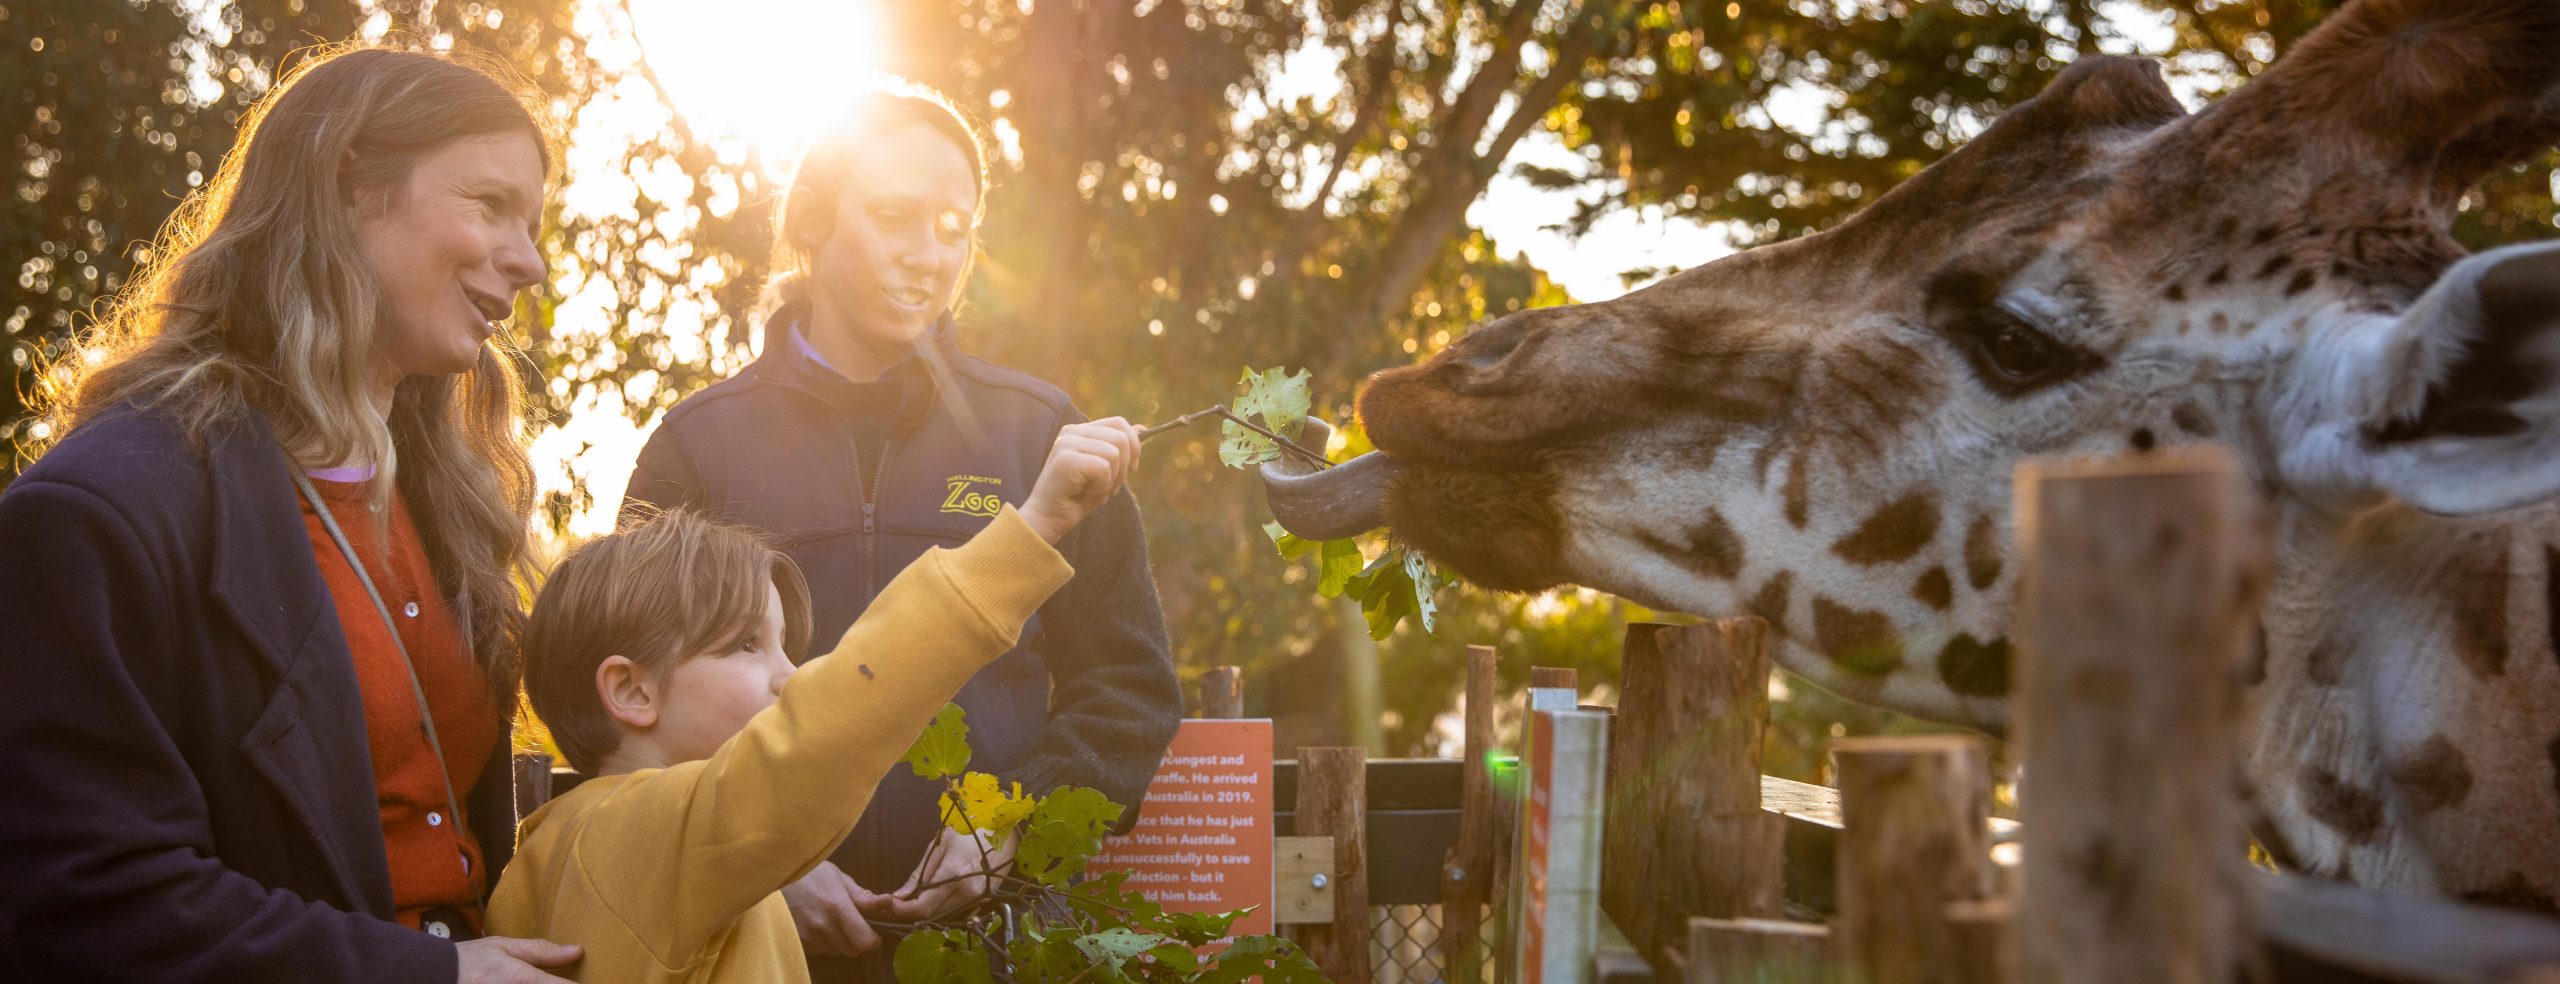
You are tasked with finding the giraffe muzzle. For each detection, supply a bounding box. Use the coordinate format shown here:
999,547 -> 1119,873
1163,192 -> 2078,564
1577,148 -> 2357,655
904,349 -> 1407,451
1260,416 -> 1402,541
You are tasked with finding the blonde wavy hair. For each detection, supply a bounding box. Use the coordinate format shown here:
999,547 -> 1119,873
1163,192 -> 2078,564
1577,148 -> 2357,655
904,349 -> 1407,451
35,44 -> 554,696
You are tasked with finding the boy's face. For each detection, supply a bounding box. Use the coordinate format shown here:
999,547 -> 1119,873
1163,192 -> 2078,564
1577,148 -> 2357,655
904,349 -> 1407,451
649,583 -> 796,764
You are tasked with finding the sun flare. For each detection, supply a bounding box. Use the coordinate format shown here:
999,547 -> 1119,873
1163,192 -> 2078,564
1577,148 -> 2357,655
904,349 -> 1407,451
623,0 -> 887,159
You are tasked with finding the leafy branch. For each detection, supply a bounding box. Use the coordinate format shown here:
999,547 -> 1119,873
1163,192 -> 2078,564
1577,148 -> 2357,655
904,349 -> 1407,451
1153,366 -> 1452,640
888,705 -> 1326,984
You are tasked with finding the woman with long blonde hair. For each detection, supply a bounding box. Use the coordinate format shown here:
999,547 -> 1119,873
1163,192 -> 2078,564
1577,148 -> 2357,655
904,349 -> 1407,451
0,46 -> 581,983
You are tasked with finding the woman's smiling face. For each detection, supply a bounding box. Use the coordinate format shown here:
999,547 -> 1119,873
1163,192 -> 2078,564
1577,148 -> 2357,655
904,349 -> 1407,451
353,129 -> 547,384
808,120 -> 979,357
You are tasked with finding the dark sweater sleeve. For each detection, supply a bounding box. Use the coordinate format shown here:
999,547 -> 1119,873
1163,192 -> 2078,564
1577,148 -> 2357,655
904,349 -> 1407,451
996,485 -> 1182,829
0,481 -> 456,984
620,420 -> 706,529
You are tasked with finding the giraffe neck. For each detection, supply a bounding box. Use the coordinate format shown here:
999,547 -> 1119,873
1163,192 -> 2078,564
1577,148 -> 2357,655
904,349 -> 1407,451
2241,496 -> 2560,903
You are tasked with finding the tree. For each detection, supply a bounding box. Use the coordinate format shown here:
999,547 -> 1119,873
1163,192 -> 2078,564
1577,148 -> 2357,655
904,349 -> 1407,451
16,0 -> 2548,764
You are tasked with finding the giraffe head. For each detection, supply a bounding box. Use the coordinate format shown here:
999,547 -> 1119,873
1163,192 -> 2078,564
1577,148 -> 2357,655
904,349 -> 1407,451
1269,0 -> 2560,732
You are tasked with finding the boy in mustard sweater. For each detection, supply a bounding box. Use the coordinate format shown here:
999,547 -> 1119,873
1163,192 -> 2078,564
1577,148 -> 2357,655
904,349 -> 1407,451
489,419 -> 1144,983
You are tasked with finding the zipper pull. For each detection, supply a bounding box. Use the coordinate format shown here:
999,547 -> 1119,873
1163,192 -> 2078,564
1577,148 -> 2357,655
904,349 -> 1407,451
862,500 -> 876,534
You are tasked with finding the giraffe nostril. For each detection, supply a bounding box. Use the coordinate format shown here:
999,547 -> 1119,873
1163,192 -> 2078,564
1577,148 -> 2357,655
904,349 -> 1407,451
1454,319 -> 1531,370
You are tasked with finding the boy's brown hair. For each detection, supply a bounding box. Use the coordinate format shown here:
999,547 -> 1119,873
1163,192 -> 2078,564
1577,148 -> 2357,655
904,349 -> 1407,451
523,509 -> 813,773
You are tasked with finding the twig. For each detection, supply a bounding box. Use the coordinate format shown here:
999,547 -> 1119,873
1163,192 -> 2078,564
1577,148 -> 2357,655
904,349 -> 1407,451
1139,405 -> 1333,470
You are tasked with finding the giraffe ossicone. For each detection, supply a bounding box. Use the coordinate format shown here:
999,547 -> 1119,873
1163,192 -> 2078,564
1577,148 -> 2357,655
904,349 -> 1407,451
1268,0 -> 2560,912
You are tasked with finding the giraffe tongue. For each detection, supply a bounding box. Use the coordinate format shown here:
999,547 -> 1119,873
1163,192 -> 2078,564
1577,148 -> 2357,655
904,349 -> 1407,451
1259,417 -> 1401,541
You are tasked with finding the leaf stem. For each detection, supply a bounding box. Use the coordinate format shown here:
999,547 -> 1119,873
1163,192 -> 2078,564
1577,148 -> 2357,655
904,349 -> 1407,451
1140,405 -> 1333,470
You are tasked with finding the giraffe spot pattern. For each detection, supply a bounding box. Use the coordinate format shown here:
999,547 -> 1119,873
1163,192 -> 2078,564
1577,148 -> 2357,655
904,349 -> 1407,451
2284,269 -> 2320,297
2257,254 -> 2292,280
2206,264 -> 2231,286
2163,281 -> 2186,302
2171,402 -> 2217,437
2449,537 -> 2510,678
1938,634 -> 2011,697
1832,491 -> 1940,566
2544,545 -> 2560,673
1639,507 -> 1745,581
1750,571 -> 1793,629
1783,455 -> 1809,529
1813,597 -> 1903,677
2547,734 -> 2560,808
1913,567 -> 1952,610
2305,636 -> 2347,687
2460,874 -> 2558,915
2300,768 -> 2384,845
1963,516 -> 2002,591
2386,734 -> 2474,814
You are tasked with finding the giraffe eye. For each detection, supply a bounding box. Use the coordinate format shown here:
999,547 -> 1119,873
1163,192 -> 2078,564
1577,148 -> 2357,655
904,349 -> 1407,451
1956,307 -> 2091,396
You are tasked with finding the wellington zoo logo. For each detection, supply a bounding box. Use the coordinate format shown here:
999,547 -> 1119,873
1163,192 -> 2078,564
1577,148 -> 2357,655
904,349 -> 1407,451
941,475 -> 1007,518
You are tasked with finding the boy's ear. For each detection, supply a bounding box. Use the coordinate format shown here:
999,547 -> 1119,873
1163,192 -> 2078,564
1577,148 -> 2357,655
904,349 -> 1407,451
596,655 -> 660,730
2333,240 -> 2560,515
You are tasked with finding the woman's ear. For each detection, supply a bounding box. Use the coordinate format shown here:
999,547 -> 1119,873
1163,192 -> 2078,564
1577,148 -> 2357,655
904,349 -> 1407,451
595,654 -> 660,730
785,194 -> 833,253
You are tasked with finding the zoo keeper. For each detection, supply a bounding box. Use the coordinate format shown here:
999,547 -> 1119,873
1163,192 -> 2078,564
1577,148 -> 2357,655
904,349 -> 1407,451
620,82 -> 1184,984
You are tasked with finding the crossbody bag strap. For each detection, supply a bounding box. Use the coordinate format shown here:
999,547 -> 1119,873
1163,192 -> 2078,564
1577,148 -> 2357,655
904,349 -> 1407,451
289,468 -> 478,926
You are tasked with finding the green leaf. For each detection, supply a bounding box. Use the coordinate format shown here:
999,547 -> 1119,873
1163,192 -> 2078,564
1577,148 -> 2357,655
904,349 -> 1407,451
1262,520 -> 1315,560
901,703 -> 972,780
1015,786 -> 1126,887
1165,907 -> 1247,947
1337,548 -> 1444,639
1064,869 -> 1166,925
894,928 -> 994,984
1007,931 -> 1087,984
1073,928 -> 1176,975
1405,549 -> 1446,635
1217,366 -> 1311,468
1314,537 -> 1364,598
1201,935 -> 1328,984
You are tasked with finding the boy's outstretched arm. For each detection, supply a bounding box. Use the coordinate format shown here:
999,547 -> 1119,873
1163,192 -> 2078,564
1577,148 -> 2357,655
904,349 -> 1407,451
536,419 -> 1139,968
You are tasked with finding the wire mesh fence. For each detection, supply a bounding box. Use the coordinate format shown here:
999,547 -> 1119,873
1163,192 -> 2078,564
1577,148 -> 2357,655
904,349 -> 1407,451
1368,904 -> 1496,984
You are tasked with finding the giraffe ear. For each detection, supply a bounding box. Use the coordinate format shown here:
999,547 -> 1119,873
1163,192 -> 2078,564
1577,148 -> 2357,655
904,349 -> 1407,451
2353,240 -> 2560,515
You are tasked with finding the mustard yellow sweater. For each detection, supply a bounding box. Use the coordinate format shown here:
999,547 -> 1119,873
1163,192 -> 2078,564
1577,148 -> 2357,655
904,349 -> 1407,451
488,507 -> 1073,983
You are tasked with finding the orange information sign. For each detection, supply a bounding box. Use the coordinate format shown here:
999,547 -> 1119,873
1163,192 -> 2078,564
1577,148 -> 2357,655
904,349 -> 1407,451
1521,709 -> 1555,981
1092,719 -> 1275,944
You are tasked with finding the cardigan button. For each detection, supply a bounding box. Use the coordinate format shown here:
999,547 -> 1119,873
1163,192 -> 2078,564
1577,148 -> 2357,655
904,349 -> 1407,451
403,601 -> 420,618
426,811 -> 443,827
424,920 -> 451,939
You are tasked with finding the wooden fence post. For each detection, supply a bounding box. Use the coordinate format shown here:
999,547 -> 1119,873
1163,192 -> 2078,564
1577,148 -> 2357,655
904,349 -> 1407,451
1943,899 -> 2012,984
1294,747 -> 1372,984
1687,918 -> 1833,984
1832,734 -> 1992,984
1530,666 -> 1579,693
1603,618 -> 1780,973
1440,646 -> 1498,984
2012,448 -> 2263,984
1198,665 -> 1243,719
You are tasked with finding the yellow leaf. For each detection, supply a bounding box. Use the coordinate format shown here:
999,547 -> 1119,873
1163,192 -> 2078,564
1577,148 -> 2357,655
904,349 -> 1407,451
939,772 -> 1037,834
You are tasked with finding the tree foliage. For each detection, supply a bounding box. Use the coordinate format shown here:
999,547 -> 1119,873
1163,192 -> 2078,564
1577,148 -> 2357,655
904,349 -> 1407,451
8,0 -> 2552,764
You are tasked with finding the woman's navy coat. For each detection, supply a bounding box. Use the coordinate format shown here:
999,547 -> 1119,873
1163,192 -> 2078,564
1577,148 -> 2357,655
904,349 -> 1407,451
0,407 -> 514,983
